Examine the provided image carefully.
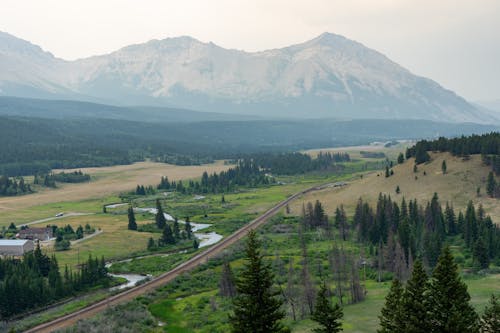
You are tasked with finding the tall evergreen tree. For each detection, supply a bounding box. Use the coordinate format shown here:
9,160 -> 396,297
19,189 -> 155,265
229,230 -> 287,333
401,260 -> 428,333
480,294 -> 500,333
173,217 -> 180,239
161,224 -> 176,245
127,206 -> 137,230
155,199 -> 166,229
426,247 -> 478,332
473,237 -> 489,270
378,279 -> 405,333
185,220 -> 193,239
311,282 -> 343,333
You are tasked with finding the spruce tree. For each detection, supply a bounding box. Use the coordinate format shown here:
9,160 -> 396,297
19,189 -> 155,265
312,282 -> 343,333
185,219 -> 193,239
397,153 -> 405,164
378,279 -> 404,333
155,199 -> 166,229
480,294 -> 500,333
377,279 -> 404,333
473,237 -> 489,270
127,206 -> 137,230
229,230 -> 286,333
161,224 -> 176,245
402,260 -> 428,333
426,247 -> 478,332
173,217 -> 180,239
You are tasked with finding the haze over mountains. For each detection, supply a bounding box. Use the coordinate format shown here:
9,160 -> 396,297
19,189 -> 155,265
0,31 -> 497,123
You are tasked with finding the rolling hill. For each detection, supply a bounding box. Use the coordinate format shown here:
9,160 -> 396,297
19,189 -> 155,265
291,152 -> 500,222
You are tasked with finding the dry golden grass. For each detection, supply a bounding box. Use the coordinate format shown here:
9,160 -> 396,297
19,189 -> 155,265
0,161 -> 230,216
291,152 -> 500,222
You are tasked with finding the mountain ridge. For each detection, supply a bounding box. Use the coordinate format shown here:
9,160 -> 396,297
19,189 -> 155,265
0,31 -> 497,123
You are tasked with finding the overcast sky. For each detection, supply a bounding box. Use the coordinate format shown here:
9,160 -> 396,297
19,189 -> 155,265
1,0 -> 499,101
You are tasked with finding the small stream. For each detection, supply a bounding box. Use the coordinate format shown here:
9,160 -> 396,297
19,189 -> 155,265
133,207 -> 223,248
105,204 -> 224,290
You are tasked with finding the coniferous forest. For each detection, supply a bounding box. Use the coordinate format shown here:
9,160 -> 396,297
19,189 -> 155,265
0,244 -> 109,319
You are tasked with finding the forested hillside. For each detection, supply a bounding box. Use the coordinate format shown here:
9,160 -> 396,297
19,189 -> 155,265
1,114 -> 498,176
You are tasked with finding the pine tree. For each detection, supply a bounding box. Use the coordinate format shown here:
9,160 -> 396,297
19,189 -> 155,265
229,230 -> 286,333
473,237 -> 489,270
311,282 -> 343,333
397,153 -> 405,164
161,224 -> 176,245
441,160 -> 447,174
426,247 -> 478,332
185,219 -> 193,239
378,279 -> 404,333
127,206 -> 137,230
480,294 -> 500,333
173,217 -> 180,239
401,260 -> 428,333
155,199 -> 166,229
147,237 -> 155,250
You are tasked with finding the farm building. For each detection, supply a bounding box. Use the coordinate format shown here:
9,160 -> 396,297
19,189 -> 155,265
0,239 -> 35,256
17,227 -> 53,241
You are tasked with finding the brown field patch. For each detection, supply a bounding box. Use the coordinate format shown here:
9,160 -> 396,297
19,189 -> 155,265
0,161 -> 230,216
291,153 -> 500,222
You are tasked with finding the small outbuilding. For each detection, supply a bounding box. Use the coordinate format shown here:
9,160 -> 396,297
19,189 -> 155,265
17,227 -> 53,241
0,239 -> 35,256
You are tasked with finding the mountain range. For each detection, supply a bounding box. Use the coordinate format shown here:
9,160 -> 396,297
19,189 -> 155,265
0,31 -> 497,123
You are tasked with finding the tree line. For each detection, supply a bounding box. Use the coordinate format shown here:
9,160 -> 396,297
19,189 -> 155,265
248,152 -> 350,175
157,159 -> 273,194
0,175 -> 32,196
0,245 -> 108,319
406,132 -> 499,167
352,193 -> 499,274
378,248 -> 499,333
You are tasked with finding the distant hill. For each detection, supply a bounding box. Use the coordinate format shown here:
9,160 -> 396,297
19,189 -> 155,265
0,31 -> 498,123
0,96 -> 258,123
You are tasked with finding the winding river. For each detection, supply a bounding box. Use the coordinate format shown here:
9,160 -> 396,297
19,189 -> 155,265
105,205 -> 223,289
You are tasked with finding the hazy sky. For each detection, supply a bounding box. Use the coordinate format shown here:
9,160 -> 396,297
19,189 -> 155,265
1,0 -> 499,101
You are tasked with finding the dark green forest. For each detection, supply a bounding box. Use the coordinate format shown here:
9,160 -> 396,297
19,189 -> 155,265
0,245 -> 109,319
1,113 -> 498,177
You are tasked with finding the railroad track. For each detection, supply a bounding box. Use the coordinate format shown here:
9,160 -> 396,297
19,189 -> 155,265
25,184 -> 324,333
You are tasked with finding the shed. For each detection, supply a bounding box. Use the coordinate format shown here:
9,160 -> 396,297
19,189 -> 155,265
0,239 -> 35,256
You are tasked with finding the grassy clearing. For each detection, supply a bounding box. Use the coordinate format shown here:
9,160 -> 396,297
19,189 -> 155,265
45,214 -> 157,268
